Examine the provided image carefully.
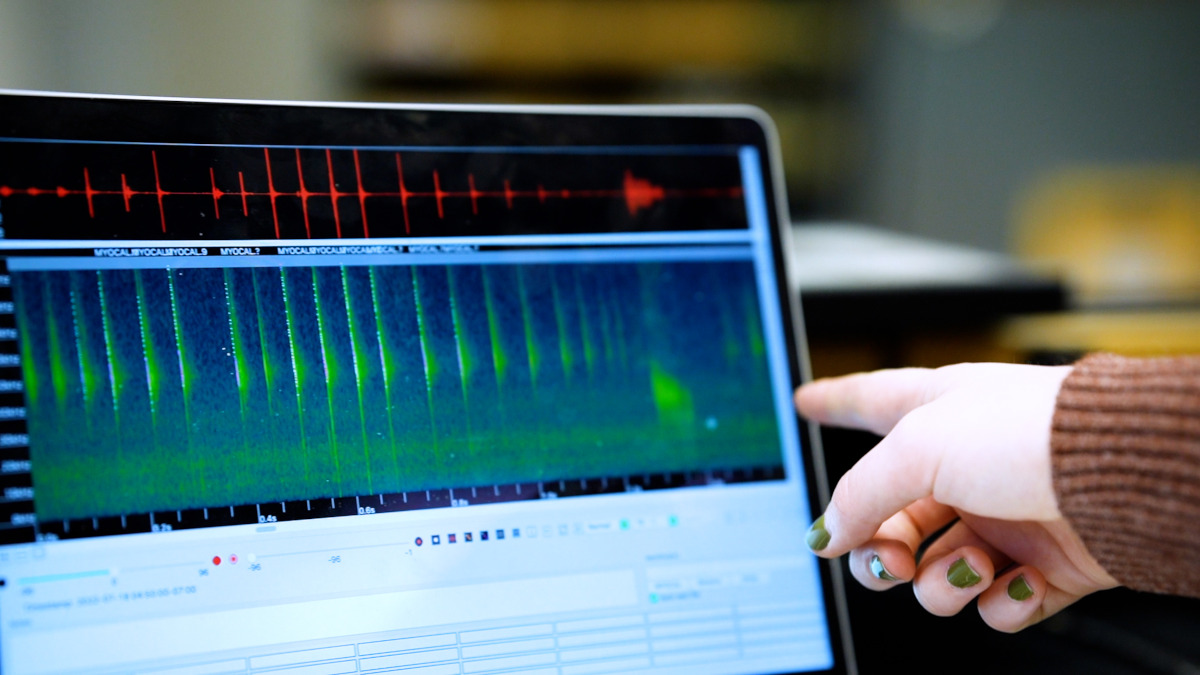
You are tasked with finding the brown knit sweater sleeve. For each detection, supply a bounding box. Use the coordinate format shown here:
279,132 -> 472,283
1051,353 -> 1200,597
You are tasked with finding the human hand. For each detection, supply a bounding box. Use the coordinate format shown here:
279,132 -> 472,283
794,363 -> 1120,632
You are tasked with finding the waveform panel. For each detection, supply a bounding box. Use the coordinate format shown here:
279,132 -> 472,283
0,141 -> 747,240
14,260 -> 779,522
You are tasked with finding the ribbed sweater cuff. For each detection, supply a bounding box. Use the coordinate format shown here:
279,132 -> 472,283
1051,353 -> 1200,597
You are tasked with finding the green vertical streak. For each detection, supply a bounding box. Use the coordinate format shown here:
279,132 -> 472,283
41,279 -> 65,407
166,269 -> 204,500
446,268 -> 473,454
368,267 -> 401,480
134,273 -> 159,425
341,267 -> 373,495
516,268 -> 540,389
15,303 -> 37,401
481,269 -> 508,382
133,272 -> 161,504
223,270 -> 252,465
223,270 -> 252,411
411,267 -> 440,445
95,272 -> 122,485
279,270 -> 311,487
447,270 -> 474,379
11,279 -> 36,403
165,273 -> 188,394
31,280 -> 54,408
251,273 -> 275,425
744,288 -> 766,358
311,269 -> 343,494
69,282 -> 93,415
550,272 -> 573,381
574,270 -> 596,380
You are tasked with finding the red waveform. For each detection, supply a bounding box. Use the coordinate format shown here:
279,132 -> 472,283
209,167 -> 222,220
325,148 -> 343,238
238,172 -> 249,216
0,148 -> 745,239
84,168 -> 97,217
263,148 -> 282,239
623,170 -> 665,217
151,151 -> 167,233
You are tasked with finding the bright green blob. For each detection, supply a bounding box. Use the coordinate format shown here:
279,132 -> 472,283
649,360 -> 695,428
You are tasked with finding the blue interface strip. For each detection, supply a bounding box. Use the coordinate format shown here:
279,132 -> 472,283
0,230 -> 753,251
6,245 -> 753,273
19,569 -> 110,586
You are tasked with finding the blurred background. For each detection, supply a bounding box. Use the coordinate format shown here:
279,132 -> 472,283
3,0 -> 1198,369
2,0 -> 1198,671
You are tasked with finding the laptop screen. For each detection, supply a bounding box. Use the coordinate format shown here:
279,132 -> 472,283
0,92 -> 850,675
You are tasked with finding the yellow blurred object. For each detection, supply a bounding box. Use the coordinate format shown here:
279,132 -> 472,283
1014,165 -> 1200,305
354,0 -> 855,76
1001,311 -> 1200,358
1009,165 -> 1200,359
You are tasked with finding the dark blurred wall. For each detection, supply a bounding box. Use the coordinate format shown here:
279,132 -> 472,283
0,0 -> 350,101
851,1 -> 1200,252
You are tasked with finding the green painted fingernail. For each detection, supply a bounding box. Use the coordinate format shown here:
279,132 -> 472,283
1008,574 -> 1034,601
946,558 -> 981,588
805,515 -> 830,551
869,555 -> 899,582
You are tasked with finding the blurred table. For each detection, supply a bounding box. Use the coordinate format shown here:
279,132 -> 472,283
789,223 -> 1067,377
790,222 -> 1066,334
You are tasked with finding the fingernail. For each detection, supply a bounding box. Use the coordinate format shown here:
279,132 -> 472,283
1008,574 -> 1034,601
869,554 -> 899,582
805,515 -> 830,551
946,558 -> 981,588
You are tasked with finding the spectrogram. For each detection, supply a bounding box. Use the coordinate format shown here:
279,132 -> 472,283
15,260 -> 780,522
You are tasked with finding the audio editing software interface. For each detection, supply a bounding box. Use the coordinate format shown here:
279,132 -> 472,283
0,104 -> 836,675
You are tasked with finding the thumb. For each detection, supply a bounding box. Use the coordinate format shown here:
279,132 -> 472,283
807,404 -> 944,557
796,368 -> 945,555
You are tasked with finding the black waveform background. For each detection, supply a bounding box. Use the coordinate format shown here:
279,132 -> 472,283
13,260 -> 780,522
0,141 -> 747,240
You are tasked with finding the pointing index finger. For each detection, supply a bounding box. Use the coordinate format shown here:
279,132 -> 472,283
794,367 -> 940,436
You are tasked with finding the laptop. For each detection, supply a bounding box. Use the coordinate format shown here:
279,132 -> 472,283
0,90 -> 853,674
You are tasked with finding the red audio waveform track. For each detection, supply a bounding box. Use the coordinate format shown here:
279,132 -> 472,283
0,148 -> 745,239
